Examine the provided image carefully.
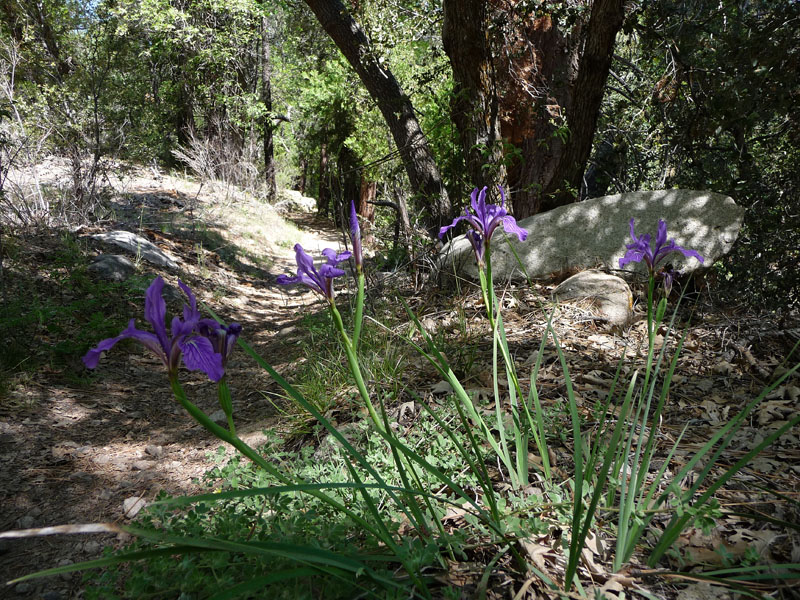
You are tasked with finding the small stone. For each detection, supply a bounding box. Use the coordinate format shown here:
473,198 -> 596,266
98,489 -> 113,500
553,270 -> 634,327
132,460 -> 152,471
14,583 -> 31,594
29,506 -> 42,517
208,410 -> 227,424
122,496 -> 147,519
87,254 -> 136,282
57,559 -> 72,581
116,531 -> 132,543
43,591 -> 63,600
83,540 -> 101,554
145,444 -> 164,458
69,471 -> 94,483
18,515 -> 35,529
92,454 -> 111,465
278,326 -> 296,336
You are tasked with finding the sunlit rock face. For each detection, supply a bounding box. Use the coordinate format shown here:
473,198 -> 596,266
438,190 -> 743,283
91,230 -> 180,269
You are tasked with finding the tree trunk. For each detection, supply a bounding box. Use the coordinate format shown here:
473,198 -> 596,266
443,0 -> 625,218
536,0 -> 626,213
261,17 -> 277,202
318,143 -> 330,217
359,178 -> 376,222
442,0 -> 504,195
302,0 -> 451,236
297,157 -> 308,194
337,145 -> 360,227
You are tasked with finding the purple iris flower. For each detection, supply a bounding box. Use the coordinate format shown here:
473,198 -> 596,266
349,200 -> 363,271
439,186 -> 528,265
619,218 -> 704,273
198,320 -> 242,367
276,244 -> 352,302
82,276 -> 224,382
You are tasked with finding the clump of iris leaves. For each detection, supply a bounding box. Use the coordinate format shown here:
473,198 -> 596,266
6,190 -> 800,599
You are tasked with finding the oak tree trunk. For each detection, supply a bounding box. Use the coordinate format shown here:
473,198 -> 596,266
443,0 -> 625,218
303,0 -> 451,235
359,178 -> 376,223
442,0 -> 504,196
261,17 -> 277,202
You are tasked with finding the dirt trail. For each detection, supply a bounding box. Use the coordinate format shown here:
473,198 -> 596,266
0,169 -> 346,599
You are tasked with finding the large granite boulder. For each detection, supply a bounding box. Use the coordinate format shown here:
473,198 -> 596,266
438,190 -> 743,282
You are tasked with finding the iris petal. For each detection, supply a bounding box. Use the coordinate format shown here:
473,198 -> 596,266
179,279 -> 201,324
144,277 -> 169,352
438,214 -> 470,239
179,335 -> 224,382
501,215 -> 528,241
82,319 -> 167,369
82,319 -> 138,368
349,200 -> 363,268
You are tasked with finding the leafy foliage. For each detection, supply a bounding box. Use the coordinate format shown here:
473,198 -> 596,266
593,0 -> 800,308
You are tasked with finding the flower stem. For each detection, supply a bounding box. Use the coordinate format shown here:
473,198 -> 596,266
329,302 -> 385,434
483,243 -> 497,330
167,376 -> 392,545
353,269 -> 365,351
217,377 -> 235,436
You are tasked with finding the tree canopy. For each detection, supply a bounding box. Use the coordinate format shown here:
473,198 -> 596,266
1,0 -> 797,305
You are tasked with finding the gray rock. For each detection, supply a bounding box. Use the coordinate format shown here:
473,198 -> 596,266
552,270 -> 634,326
68,471 -> 94,483
132,460 -> 152,471
274,189 -> 317,214
57,559 -> 72,581
208,409 -> 227,425
87,254 -> 136,282
14,583 -> 32,594
90,230 -> 179,269
83,540 -> 102,554
145,444 -> 164,458
17,515 -> 35,529
439,190 -> 743,283
122,496 -> 147,519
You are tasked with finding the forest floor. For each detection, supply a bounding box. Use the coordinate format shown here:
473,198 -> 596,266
1,164 -> 799,599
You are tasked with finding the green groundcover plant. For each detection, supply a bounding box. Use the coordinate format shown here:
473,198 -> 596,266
2,191 -> 799,598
